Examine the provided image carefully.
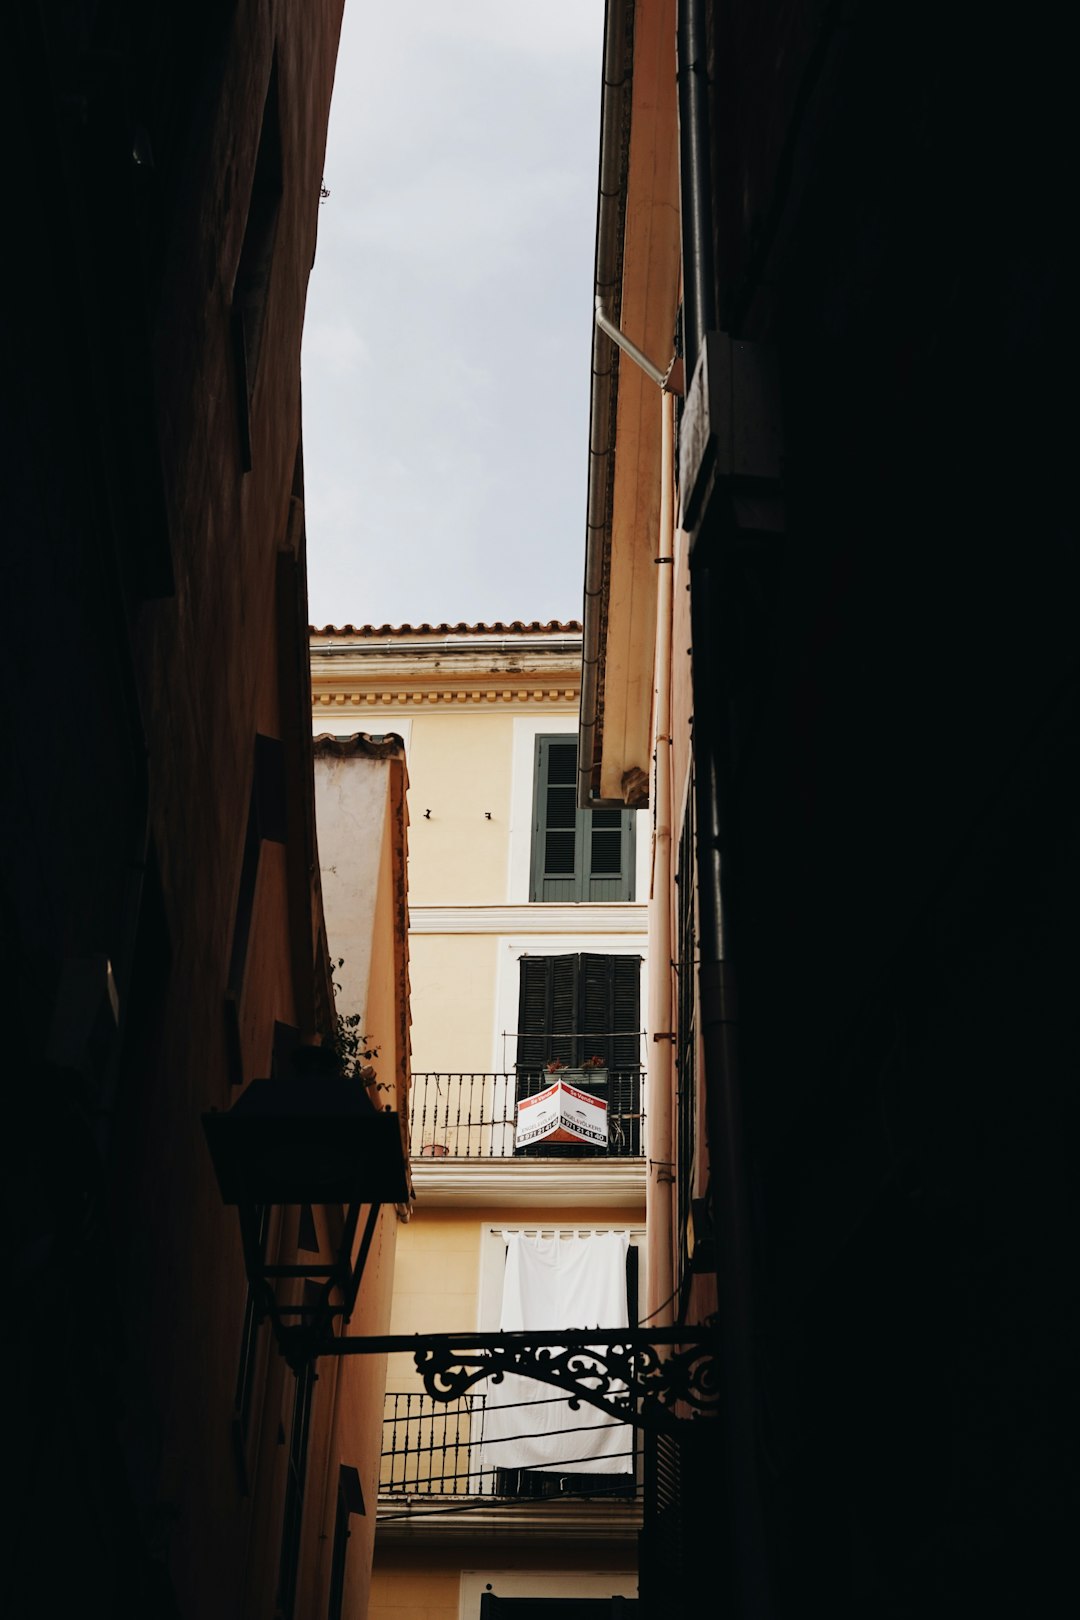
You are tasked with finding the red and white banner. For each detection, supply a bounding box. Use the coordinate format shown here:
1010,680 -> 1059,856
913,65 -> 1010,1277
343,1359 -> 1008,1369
515,1079 -> 608,1149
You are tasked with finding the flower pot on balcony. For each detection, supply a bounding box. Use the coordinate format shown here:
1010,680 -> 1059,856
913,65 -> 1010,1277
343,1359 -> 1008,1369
560,1067 -> 608,1088
420,1142 -> 449,1157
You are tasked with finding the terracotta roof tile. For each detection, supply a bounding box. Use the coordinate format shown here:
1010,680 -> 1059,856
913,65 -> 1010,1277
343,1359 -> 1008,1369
312,732 -> 407,758
309,619 -> 582,637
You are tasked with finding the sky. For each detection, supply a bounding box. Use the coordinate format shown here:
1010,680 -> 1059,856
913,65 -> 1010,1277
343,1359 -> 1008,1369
301,1 -> 605,630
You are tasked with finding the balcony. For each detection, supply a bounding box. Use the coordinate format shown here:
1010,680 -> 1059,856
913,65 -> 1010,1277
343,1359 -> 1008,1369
380,1391 -> 638,1522
409,1071 -> 644,1160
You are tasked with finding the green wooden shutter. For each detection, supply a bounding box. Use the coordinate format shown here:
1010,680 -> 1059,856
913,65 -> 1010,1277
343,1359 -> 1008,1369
517,953 -> 641,1070
516,956 -> 552,1071
611,955 -> 642,1070
585,806 -> 634,901
579,953 -> 641,1070
548,954 -> 579,1068
626,1242 -> 640,1325
531,736 -> 582,900
516,954 -> 580,1071
531,736 -> 635,901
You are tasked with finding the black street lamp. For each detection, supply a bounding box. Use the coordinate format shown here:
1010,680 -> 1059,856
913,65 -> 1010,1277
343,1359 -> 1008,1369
203,1065 -> 408,1371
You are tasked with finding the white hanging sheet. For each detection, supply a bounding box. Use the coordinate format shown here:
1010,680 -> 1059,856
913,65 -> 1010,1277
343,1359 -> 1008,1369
476,1231 -> 633,1479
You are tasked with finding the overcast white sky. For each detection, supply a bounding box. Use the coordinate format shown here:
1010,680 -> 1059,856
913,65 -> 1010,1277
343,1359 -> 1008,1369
301,1 -> 604,629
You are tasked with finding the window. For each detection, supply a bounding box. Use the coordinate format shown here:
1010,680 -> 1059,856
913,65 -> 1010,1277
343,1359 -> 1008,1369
674,785 -> 697,1300
530,736 -> 634,901
516,953 -> 641,1072
231,1205 -> 270,1491
639,1427 -> 713,1612
224,734 -> 288,1084
326,1466 -> 364,1620
232,58 -> 283,469
277,1350 -> 315,1620
515,954 -> 642,1156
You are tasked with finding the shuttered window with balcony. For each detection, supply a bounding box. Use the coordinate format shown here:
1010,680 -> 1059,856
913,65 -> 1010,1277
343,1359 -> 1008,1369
516,953 -> 641,1073
530,736 -> 635,901
514,954 -> 643,1157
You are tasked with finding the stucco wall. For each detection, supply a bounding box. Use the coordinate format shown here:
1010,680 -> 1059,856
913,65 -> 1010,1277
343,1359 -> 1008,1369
406,711 -> 516,904
409,933 -> 501,1073
312,696 -> 649,908
326,1206 -> 400,1620
314,751 -> 393,1019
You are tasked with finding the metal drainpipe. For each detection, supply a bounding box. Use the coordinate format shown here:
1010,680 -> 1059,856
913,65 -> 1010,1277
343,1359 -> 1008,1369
677,0 -> 717,381
678,0 -> 772,1612
594,295 -> 670,389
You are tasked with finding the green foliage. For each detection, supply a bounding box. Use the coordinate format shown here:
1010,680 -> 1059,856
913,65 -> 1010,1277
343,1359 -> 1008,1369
329,958 -> 388,1089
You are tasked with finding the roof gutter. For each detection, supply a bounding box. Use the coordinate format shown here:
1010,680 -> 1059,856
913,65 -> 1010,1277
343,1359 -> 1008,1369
579,0 -> 634,810
311,635 -> 582,660
579,2 -> 680,810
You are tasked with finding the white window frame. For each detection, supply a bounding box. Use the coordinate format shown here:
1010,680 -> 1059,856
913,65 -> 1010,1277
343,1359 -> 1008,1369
507,715 -> 648,905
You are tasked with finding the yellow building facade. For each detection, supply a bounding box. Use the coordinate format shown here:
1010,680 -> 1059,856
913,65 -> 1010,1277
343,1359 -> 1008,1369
312,622 -> 648,1618
308,734 -> 413,1617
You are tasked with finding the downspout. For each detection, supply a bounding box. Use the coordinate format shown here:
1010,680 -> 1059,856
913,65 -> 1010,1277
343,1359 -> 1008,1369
645,390 -> 676,1327
677,0 -> 717,381
678,0 -> 772,1613
595,295 -> 672,389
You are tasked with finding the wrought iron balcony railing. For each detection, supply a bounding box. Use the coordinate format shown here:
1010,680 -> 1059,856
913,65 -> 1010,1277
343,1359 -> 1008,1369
380,1391 -> 637,1502
409,1071 -> 644,1160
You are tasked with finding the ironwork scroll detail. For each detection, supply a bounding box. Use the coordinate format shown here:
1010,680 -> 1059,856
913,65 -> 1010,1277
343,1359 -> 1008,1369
413,1327 -> 719,1435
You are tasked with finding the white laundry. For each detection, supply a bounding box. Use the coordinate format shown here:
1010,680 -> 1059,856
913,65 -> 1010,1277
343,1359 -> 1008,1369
476,1232 -> 633,1481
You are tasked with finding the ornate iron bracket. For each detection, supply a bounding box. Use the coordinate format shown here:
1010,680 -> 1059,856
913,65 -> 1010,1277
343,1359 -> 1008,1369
317,1324 -> 719,1435
241,1200 -> 383,1374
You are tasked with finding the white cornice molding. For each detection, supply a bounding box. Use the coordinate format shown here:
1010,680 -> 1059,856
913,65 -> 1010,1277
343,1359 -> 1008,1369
311,635 -> 583,662
408,903 -> 648,935
310,643 -> 582,698
409,1157 -> 646,1208
312,685 -> 579,708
